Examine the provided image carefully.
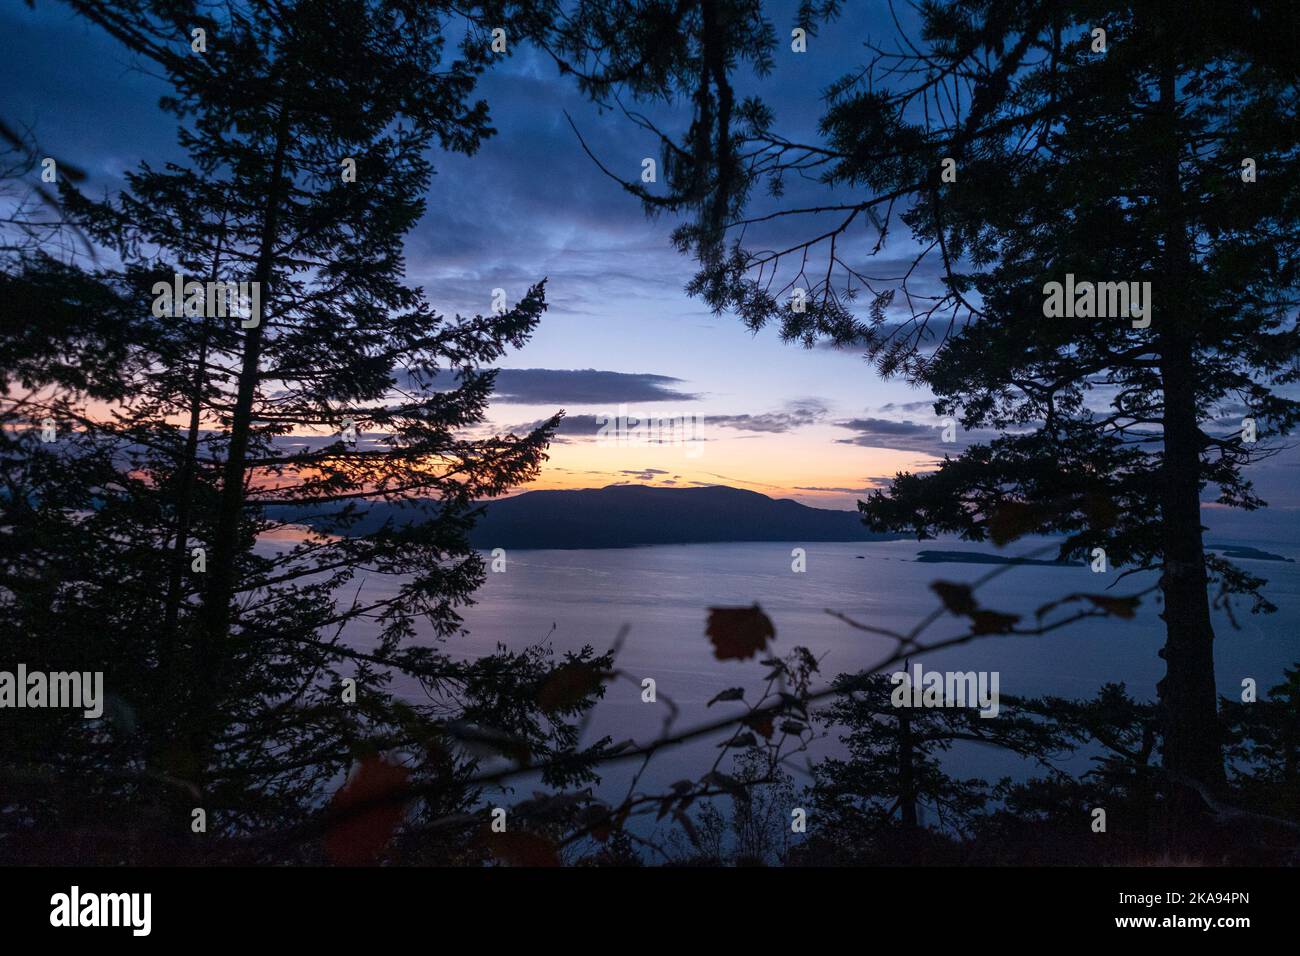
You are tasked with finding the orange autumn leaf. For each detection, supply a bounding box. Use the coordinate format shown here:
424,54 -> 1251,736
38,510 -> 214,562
324,755 -> 410,866
706,605 -> 776,661
536,660 -> 606,714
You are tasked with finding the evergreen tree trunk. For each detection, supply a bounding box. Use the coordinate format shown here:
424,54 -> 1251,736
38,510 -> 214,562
162,224 -> 225,654
162,327 -> 208,644
154,259 -> 217,773
191,103 -> 291,770
897,705 -> 919,832
1155,51 -> 1225,841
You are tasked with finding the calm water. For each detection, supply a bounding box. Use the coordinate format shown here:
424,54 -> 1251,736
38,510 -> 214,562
358,537 -> 1300,814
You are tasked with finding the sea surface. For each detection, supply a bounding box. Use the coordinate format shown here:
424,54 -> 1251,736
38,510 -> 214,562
261,533 -> 1300,837
371,538 -> 1298,812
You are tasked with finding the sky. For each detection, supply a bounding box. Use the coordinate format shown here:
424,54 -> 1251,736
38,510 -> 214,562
3,0 -> 1298,535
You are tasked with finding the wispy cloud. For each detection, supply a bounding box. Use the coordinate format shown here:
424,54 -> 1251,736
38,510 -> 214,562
492,368 -> 700,404
832,416 -> 964,454
707,398 -> 830,434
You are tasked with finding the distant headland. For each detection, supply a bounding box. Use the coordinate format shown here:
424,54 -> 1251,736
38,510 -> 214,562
268,484 -> 907,550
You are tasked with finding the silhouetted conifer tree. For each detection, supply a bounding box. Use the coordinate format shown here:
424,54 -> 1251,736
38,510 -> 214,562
0,0 -> 613,862
533,0 -> 1300,843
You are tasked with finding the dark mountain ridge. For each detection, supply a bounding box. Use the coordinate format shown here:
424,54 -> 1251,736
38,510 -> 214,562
269,484 -> 903,550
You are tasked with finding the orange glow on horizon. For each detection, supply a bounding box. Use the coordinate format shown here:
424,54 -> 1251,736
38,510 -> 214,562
501,424 -> 941,511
